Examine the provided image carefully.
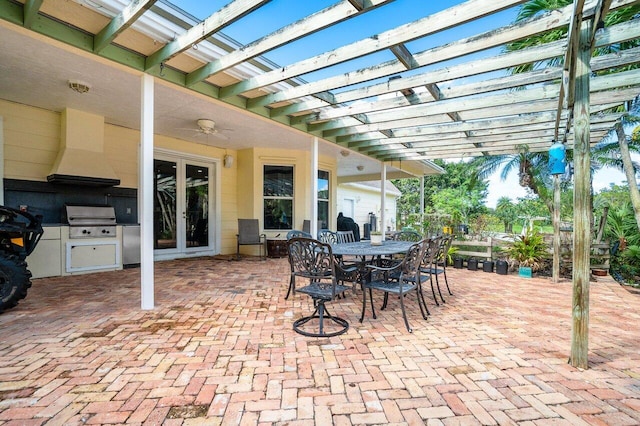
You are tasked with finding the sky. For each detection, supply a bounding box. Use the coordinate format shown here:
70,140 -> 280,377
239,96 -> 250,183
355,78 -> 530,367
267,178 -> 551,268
169,0 -> 635,209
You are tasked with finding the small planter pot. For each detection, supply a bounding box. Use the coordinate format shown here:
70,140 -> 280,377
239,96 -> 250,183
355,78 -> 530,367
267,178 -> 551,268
496,260 -> 508,275
370,234 -> 383,246
483,260 -> 494,272
453,258 -> 464,269
467,258 -> 478,271
518,266 -> 532,278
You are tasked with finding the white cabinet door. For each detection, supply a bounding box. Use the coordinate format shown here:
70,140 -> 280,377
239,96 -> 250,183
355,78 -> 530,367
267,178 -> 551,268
66,241 -> 120,273
28,226 -> 62,279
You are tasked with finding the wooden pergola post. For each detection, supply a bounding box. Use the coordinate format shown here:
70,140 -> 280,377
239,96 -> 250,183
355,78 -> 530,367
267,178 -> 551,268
570,19 -> 592,369
552,174 -> 561,283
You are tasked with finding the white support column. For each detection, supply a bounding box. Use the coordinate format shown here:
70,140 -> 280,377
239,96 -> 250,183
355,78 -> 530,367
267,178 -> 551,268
381,163 -> 387,240
140,73 -> 154,310
311,137 -> 318,237
420,176 -> 425,234
0,116 -> 4,205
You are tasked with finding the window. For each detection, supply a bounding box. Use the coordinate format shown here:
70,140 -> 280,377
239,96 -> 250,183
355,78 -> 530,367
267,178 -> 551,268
264,165 -> 293,230
318,170 -> 330,230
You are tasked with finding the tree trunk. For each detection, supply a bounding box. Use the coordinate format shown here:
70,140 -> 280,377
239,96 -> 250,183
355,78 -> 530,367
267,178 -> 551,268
615,122 -> 640,232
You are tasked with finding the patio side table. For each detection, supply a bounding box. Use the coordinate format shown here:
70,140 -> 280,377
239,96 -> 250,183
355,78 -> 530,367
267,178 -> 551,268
267,238 -> 288,258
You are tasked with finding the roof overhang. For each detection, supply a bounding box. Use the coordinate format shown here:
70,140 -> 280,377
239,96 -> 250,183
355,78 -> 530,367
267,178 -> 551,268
0,0 -> 638,171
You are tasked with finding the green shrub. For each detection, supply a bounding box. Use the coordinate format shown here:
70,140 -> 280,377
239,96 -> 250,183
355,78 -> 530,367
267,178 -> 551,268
506,228 -> 549,272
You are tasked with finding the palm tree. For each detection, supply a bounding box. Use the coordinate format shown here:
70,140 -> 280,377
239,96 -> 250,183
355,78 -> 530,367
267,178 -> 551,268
495,197 -> 518,233
470,149 -> 554,214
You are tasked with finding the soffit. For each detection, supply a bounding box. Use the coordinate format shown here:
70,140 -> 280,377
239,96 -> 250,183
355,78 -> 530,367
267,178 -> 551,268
1,0 -> 639,176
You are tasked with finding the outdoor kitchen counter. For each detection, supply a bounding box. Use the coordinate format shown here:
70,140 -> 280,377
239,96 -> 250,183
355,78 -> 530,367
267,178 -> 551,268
27,225 -> 62,279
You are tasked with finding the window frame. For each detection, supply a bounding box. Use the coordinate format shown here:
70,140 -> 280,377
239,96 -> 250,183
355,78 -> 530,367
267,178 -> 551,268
317,169 -> 330,230
263,164 -> 294,231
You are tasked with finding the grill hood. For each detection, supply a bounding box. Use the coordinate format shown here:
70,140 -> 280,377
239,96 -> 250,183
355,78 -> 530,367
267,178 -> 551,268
47,108 -> 120,186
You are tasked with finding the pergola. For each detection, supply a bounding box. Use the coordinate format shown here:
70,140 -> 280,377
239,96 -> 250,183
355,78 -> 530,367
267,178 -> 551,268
1,0 -> 639,368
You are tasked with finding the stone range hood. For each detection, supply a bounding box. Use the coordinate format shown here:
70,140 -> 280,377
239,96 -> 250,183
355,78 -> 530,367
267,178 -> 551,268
47,108 -> 121,187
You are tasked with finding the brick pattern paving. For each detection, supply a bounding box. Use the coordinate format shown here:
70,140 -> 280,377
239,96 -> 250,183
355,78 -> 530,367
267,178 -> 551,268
0,257 -> 639,425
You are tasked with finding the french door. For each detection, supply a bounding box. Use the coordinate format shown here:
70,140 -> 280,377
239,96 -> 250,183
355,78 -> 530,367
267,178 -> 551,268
154,154 -> 215,257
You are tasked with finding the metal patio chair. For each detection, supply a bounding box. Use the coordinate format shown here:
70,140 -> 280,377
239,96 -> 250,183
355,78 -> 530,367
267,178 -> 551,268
236,219 -> 266,260
287,237 -> 351,337
336,230 -> 356,243
432,234 -> 454,296
419,236 -> 446,305
286,230 -> 312,240
317,229 -> 337,244
394,230 -> 423,242
361,240 -> 428,333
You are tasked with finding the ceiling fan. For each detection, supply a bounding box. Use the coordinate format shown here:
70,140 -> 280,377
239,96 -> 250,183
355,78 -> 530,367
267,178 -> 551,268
191,118 -> 229,140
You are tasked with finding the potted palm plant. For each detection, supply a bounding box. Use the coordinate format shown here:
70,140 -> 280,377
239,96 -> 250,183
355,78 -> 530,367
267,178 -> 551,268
506,228 -> 549,278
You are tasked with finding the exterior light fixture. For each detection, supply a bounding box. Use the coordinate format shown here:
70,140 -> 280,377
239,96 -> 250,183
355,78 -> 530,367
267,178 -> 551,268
68,80 -> 91,94
224,154 -> 234,168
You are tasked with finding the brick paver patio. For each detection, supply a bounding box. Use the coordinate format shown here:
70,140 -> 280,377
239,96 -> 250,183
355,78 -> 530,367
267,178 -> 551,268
1,256 -> 639,425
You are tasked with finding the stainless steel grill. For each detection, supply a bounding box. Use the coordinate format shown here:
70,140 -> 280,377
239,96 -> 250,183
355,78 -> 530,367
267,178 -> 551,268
64,204 -> 117,238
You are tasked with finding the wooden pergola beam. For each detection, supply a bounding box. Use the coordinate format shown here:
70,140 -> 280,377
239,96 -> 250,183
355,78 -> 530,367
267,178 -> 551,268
291,39 -> 640,126
94,0 -> 159,53
374,129 -> 608,159
219,0 -> 528,98
307,70 -> 640,142
22,0 -> 43,29
259,0 -> 636,114
185,0 -> 393,86
362,124 -> 616,154
145,0 -> 270,70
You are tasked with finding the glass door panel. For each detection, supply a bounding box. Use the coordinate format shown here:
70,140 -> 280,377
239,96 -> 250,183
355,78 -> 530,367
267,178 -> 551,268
185,163 -> 209,249
154,159 -> 177,250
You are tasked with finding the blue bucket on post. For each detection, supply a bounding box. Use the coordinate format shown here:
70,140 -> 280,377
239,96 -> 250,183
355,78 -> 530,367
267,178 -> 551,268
548,142 -> 566,175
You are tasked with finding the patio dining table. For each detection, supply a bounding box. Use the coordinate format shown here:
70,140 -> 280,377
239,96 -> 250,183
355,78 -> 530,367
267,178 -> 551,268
331,240 -> 415,258
331,239 -> 416,283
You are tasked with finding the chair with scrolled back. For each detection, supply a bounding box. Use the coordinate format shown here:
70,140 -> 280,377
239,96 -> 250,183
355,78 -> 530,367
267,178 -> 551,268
286,237 -> 352,337
317,229 -> 360,295
284,230 -> 313,299
424,234 -> 453,301
317,229 -> 337,244
419,236 -> 446,305
286,230 -> 312,240
394,230 -> 423,242
361,239 -> 428,333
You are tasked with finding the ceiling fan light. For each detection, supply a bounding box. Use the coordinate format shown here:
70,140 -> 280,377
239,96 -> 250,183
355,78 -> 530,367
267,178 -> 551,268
197,119 -> 216,132
68,79 -> 91,94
